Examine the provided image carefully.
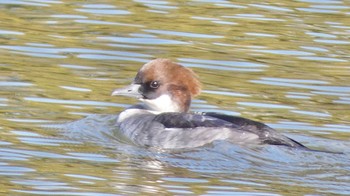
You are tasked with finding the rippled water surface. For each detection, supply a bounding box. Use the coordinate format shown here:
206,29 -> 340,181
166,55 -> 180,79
1,0 -> 350,195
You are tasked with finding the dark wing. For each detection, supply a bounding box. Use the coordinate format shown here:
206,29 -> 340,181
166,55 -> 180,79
153,112 -> 307,149
153,112 -> 238,129
204,112 -> 307,148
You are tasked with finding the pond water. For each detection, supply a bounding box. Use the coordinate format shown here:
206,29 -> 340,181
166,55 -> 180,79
1,0 -> 350,195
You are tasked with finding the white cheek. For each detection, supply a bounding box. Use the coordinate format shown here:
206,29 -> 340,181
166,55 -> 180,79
141,94 -> 180,112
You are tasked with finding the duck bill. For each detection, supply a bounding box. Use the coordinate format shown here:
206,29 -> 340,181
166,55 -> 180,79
111,83 -> 142,99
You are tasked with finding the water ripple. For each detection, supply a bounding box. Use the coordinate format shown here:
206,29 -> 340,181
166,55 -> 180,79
0,165 -> 35,175
179,58 -> 267,72
290,110 -> 332,118
76,6 -> 131,15
0,29 -> 24,35
75,19 -> 143,27
252,77 -> 350,93
314,39 -> 350,44
203,90 -> 250,97
24,97 -> 127,107
1,0 -> 350,195
0,0 -> 60,7
299,56 -> 347,62
237,102 -> 295,109
245,32 -> 277,37
98,36 -> 188,45
249,4 -> 293,12
0,45 -> 152,60
135,0 -> 177,10
223,14 -> 285,21
59,86 -> 91,92
253,49 -> 314,56
0,82 -> 34,87
51,14 -> 87,19
144,29 -> 223,38
298,8 -> 339,13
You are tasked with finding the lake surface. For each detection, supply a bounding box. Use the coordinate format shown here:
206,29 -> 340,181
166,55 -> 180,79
1,0 -> 350,195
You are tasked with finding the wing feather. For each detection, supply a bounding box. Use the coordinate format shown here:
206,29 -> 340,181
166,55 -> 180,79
153,112 -> 307,148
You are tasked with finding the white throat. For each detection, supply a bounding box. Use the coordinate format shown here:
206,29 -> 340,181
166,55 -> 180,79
141,94 -> 180,113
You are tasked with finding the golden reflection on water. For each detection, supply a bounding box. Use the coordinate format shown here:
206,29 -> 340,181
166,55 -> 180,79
0,0 -> 350,195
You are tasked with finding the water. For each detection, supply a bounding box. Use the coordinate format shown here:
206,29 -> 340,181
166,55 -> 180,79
1,0 -> 350,195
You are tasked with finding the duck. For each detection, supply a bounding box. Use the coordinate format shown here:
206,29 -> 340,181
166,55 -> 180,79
111,58 -> 311,150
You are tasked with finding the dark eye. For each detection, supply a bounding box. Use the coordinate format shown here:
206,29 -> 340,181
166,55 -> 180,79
149,81 -> 160,89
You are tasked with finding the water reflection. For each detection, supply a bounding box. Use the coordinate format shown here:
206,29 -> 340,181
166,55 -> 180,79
0,0 -> 349,195
76,4 -> 131,15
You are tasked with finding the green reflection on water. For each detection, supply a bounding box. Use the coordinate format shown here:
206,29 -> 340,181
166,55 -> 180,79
0,0 -> 349,195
